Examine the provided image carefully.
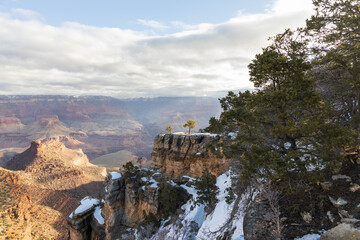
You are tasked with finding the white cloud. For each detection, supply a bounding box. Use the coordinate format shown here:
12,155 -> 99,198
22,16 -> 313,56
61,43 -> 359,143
10,8 -> 45,21
0,0 -> 314,98
137,19 -> 168,29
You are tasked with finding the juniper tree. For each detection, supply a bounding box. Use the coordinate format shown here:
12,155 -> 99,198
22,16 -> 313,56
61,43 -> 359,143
208,30 -> 354,188
306,0 -> 360,128
194,168 -> 219,211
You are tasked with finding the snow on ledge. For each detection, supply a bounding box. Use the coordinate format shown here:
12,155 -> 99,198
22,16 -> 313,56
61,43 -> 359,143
110,172 -> 122,180
73,197 -> 99,215
165,132 -> 219,137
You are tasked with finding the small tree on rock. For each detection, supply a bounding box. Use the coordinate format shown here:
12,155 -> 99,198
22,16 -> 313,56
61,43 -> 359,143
165,125 -> 173,134
183,120 -> 196,135
194,168 -> 219,211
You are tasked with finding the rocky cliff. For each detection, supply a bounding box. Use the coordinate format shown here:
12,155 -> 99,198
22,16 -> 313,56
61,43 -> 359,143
0,167 -> 71,239
2,139 -> 108,239
68,169 -> 188,239
68,133 -> 230,240
6,139 -> 107,195
151,133 -> 229,177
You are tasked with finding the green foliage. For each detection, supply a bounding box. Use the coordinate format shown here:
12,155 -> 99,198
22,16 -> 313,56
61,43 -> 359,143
165,125 -> 173,134
122,161 -> 139,182
225,186 -> 235,204
207,28 -> 356,189
183,120 -> 196,135
194,169 -> 219,210
189,220 -> 200,234
205,117 -> 224,134
306,0 -> 360,128
142,211 -> 160,228
158,182 -> 184,219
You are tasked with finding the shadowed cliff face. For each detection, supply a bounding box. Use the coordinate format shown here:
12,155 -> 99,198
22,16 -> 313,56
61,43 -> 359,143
151,133 -> 229,177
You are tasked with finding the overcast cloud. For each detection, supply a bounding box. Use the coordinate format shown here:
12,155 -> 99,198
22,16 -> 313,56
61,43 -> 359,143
0,0 -> 314,98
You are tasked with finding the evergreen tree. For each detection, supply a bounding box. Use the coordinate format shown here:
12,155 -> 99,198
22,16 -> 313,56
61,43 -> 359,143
158,182 -> 183,219
122,162 -> 139,182
208,30 -> 354,188
306,0 -> 360,128
194,169 -> 219,210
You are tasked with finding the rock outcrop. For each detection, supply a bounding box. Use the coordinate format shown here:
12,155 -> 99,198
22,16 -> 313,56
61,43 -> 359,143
2,139 -> 108,239
68,169 -> 189,239
151,133 -> 229,177
243,194 -> 280,240
0,167 -> 70,239
321,223 -> 360,240
6,139 -> 107,190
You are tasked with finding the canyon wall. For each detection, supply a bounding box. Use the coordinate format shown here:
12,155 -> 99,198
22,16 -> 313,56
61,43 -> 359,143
151,133 -> 229,177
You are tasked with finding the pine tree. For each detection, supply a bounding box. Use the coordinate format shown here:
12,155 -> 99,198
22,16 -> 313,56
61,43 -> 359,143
306,0 -> 360,128
194,169 -> 219,210
208,30 -> 355,188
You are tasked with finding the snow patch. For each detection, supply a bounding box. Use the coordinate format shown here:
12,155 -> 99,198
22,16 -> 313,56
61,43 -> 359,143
150,170 -> 248,240
74,197 -> 99,215
197,172 -> 234,237
94,206 -> 105,225
228,132 -> 237,139
173,132 -> 185,135
110,172 -> 122,180
149,179 -> 158,188
294,234 -> 321,240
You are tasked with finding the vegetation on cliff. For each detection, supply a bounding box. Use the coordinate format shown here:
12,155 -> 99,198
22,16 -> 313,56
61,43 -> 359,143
207,0 -> 359,191
183,120 -> 196,135
194,168 -> 219,211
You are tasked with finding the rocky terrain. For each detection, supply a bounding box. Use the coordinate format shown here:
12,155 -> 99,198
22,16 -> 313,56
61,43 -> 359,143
67,133 -> 360,240
1,139 -> 107,239
68,168 -> 190,239
67,133 -> 230,239
0,95 -> 221,169
151,133 -> 229,177
0,167 -> 71,239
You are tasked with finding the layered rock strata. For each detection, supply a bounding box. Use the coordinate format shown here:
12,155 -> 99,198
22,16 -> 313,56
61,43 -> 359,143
151,133 -> 229,177
68,170 -> 188,239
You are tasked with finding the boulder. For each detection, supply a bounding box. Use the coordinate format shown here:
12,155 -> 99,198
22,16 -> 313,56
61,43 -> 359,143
321,223 -> 360,240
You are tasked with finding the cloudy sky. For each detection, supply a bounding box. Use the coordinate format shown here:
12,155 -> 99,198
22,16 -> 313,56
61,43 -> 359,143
0,0 -> 314,98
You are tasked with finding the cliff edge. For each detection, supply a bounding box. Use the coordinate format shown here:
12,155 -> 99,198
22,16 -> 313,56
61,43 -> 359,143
151,133 -> 229,177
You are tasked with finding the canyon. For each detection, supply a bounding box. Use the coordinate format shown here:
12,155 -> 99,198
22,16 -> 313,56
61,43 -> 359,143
0,95 -> 221,169
67,133 -> 229,239
1,139 -> 106,239
1,95 -> 359,240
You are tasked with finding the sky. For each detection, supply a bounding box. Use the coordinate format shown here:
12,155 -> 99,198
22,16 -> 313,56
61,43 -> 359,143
0,0 -> 314,98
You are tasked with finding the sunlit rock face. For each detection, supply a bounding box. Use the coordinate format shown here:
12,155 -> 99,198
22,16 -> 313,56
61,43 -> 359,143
151,133 -> 229,177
